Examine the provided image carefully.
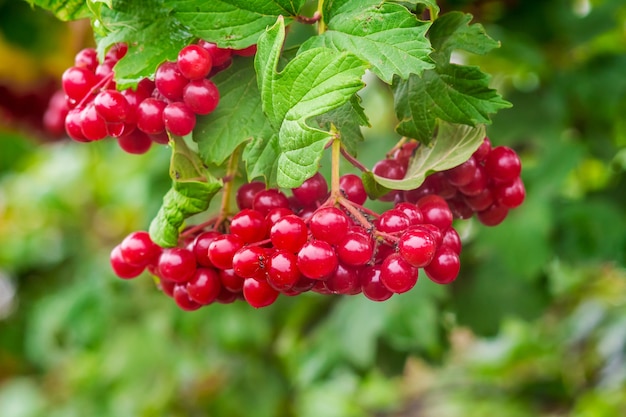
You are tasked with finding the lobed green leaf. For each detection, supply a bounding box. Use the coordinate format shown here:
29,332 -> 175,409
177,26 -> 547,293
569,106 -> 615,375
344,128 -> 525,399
428,11 -> 501,64
373,122 -> 486,190
393,65 -> 511,143
255,17 -> 368,188
303,0 -> 433,83
149,136 -> 222,247
315,95 -> 369,156
193,57 -> 272,167
25,0 -> 94,21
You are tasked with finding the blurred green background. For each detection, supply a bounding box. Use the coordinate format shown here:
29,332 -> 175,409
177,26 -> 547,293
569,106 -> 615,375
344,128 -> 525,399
1,0 -> 625,416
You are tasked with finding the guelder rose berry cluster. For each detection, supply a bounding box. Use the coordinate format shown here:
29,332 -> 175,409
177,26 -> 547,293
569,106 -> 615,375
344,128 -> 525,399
111,172 -> 464,309
373,137 -> 525,226
44,41 -> 255,153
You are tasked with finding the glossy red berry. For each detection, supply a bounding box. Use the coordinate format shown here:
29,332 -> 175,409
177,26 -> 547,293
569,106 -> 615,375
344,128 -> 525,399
110,245 -> 144,279
177,44 -> 213,80
183,79 -> 220,115
424,246 -> 460,284
232,246 -> 267,279
163,102 -> 196,136
266,250 -> 301,291
270,215 -> 308,253
360,266 -> 392,302
157,247 -> 197,283
493,177 -> 525,209
236,181 -> 266,210
172,284 -> 203,311
208,234 -> 245,270
309,206 -> 349,245
336,231 -> 374,266
192,230 -> 220,267
297,240 -> 338,279
417,194 -> 453,232
187,268 -> 221,305
137,97 -> 167,134
252,189 -> 290,215
339,174 -> 367,205
119,231 -> 160,267
62,66 -> 96,102
243,278 -> 279,308
230,209 -> 267,243
398,228 -> 437,268
94,90 -> 129,123
484,146 -> 522,183
380,253 -> 418,293
155,61 -> 188,101
292,172 -> 328,206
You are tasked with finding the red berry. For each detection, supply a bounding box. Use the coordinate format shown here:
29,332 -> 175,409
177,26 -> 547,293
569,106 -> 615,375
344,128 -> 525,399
484,146 -> 522,183
155,61 -> 188,101
94,90 -> 130,123
292,172 -> 328,206
243,278 -> 279,308
236,181 -> 266,210
192,230 -> 220,267
309,206 -> 349,245
208,234 -> 244,269
376,208 -> 411,234
417,194 -> 453,232
398,228 -> 437,268
62,66 -> 96,102
173,284 -> 203,311
493,177 -> 525,209
117,130 -> 152,154
232,246 -> 267,280
477,203 -> 509,226
183,79 -> 220,115
252,189 -> 290,215
360,266 -> 392,302
270,215 -> 308,253
198,41 -> 232,66
110,245 -> 144,279
325,263 -> 361,295
119,231 -> 160,267
297,240 -> 338,279
157,247 -> 197,283
137,97 -> 167,134
336,231 -> 374,266
163,102 -> 196,136
380,253 -> 418,294
187,268 -> 221,305
266,250 -> 301,291
339,174 -> 367,205
424,246 -> 460,284
177,44 -> 213,80
230,209 -> 268,243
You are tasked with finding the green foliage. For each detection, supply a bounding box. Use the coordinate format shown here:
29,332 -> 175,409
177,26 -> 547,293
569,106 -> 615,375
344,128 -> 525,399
255,16 -> 368,187
2,0 -> 626,416
149,136 -> 222,247
301,0 -> 433,83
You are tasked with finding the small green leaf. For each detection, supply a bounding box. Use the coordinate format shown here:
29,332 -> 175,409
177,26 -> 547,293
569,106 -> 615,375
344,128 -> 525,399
193,57 -> 272,166
316,95 -> 369,156
255,16 -> 368,188
429,12 -> 500,64
174,0 -> 306,49
26,0 -> 93,20
149,136 -> 222,247
361,171 -> 392,200
302,1 -> 433,83
389,0 -> 439,18
95,0 -> 194,89
393,64 -> 511,144
242,134 -> 280,183
373,122 -> 485,190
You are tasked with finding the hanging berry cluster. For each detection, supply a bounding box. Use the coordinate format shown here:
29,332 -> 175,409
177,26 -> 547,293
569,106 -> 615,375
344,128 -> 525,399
44,41 -> 255,153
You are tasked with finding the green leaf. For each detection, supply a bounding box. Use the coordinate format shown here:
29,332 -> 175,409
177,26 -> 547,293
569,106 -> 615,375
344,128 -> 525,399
315,95 -> 369,156
302,1 -> 433,83
174,0 -> 306,49
393,65 -> 511,144
255,16 -> 368,188
361,171 -> 392,200
26,0 -> 94,20
149,137 -> 222,247
392,11 -> 510,143
373,122 -> 485,190
94,0 -> 306,88
428,12 -> 500,64
242,134 -> 280,183
95,0 -> 194,89
193,57 -> 272,166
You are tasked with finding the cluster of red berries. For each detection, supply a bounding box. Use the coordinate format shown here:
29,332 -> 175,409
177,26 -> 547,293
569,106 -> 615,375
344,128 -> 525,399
44,41 -> 256,153
110,172 -> 463,309
372,137 -> 525,226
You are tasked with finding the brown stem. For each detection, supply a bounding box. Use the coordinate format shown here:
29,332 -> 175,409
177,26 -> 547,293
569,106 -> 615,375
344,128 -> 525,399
296,11 -> 321,24
340,147 -> 369,172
